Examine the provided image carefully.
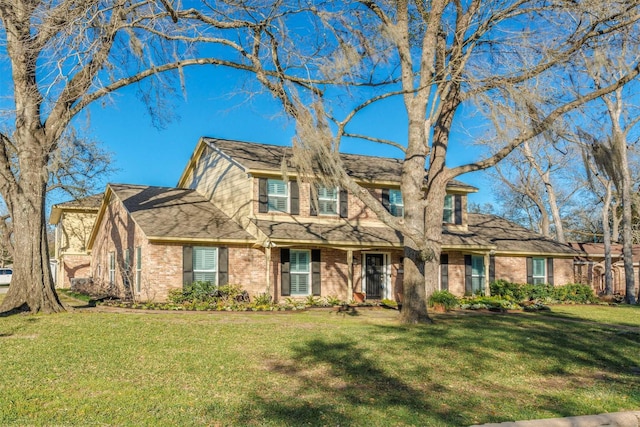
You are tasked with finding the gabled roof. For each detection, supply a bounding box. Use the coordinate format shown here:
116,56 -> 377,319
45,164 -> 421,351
88,184 -> 254,248
178,137 -> 478,192
49,194 -> 104,224
467,214 -> 579,256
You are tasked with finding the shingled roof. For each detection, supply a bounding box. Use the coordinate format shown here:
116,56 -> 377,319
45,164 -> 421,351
49,194 -> 104,224
467,213 -> 578,256
203,137 -> 477,191
109,184 -> 254,243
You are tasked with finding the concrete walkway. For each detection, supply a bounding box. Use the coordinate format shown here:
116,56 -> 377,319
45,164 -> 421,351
473,411 -> 640,427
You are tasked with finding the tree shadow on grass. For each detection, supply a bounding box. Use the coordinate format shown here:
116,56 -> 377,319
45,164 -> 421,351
374,313 -> 640,423
224,338 -> 448,426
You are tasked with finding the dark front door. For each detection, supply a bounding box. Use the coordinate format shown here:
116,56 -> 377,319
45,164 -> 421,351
365,254 -> 384,299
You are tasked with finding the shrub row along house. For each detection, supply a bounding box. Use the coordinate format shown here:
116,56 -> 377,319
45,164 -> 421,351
51,137 -> 586,303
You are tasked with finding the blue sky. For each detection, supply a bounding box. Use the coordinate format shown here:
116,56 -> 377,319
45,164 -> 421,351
75,64 -> 496,207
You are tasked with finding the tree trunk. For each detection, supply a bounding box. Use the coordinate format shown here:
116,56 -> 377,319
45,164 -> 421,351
602,181 -> 613,295
0,170 -> 64,314
400,240 -> 432,324
617,136 -> 636,304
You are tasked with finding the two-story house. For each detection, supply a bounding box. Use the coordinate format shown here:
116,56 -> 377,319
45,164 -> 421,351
57,137 -> 578,302
49,194 -> 103,289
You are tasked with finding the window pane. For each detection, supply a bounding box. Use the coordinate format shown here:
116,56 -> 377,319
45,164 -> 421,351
443,195 -> 453,223
389,190 -> 404,217
389,189 -> 402,205
318,186 -> 338,215
318,186 -> 337,199
532,258 -> 545,276
290,250 -> 310,273
268,180 -> 287,195
290,273 -> 309,295
194,272 -> 217,285
194,247 -> 217,271
136,247 -> 142,269
472,256 -> 484,276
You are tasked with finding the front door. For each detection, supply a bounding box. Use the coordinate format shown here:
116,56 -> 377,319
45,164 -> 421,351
365,254 -> 384,299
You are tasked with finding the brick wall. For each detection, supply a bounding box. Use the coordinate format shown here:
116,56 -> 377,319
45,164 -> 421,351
58,254 -> 91,289
90,194 -> 149,300
494,255 -> 574,285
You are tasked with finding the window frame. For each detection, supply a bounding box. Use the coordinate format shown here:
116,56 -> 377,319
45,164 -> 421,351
471,255 -> 485,295
389,189 -> 404,217
289,249 -> 311,296
532,257 -> 546,285
267,179 -> 289,213
317,185 -> 339,216
135,246 -> 142,293
193,246 -> 218,285
108,251 -> 115,285
443,194 -> 454,223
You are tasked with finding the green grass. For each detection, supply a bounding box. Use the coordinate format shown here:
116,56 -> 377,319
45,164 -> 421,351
0,298 -> 638,426
542,304 -> 640,328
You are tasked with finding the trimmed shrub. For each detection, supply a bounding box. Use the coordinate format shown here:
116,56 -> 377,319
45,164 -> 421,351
552,283 -> 597,304
490,279 -> 526,301
428,290 -> 459,311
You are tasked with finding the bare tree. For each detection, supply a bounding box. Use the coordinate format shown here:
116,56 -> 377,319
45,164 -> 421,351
490,135 -> 577,241
0,0 -> 268,313
573,32 -> 640,303
200,1 -> 640,322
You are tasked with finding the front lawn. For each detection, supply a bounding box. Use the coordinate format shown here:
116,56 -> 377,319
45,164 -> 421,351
0,300 -> 638,426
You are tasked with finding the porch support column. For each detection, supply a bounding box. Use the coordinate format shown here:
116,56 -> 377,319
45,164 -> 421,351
347,249 -> 353,301
265,245 -> 272,300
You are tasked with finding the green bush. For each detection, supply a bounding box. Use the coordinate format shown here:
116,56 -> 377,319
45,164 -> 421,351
460,296 -> 520,311
428,290 -> 459,310
490,280 -> 526,301
522,283 -> 555,301
325,295 -> 343,306
552,283 -> 597,304
253,293 -> 272,305
489,280 -> 597,304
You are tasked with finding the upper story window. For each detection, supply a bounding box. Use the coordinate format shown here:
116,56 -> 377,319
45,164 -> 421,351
268,179 -> 288,212
259,178 -> 299,215
443,194 -> 454,223
389,189 -> 404,217
318,186 -> 338,215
